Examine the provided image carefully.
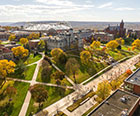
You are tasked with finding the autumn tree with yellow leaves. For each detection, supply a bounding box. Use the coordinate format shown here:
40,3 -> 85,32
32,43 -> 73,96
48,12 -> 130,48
38,40 -> 45,50
0,60 -> 16,80
20,38 -> 28,45
90,41 -> 101,49
96,80 -> 111,100
80,50 -> 91,65
27,33 -> 40,40
116,37 -> 125,45
106,40 -> 119,50
132,39 -> 140,50
8,34 -> 16,41
51,48 -> 67,64
12,46 -> 29,59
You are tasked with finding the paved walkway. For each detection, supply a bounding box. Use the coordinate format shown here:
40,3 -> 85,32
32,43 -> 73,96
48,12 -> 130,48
35,53 -> 140,116
52,63 -> 75,86
19,54 -> 44,116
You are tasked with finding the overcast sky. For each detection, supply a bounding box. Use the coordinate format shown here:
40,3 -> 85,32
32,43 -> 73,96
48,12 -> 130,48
0,0 -> 139,22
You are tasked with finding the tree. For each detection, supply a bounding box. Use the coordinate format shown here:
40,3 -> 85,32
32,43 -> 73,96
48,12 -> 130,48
20,38 -> 28,45
80,51 -> 91,65
29,84 -> 48,108
110,79 -> 121,90
132,39 -> 140,50
38,40 -> 45,50
65,58 -> 80,83
51,48 -> 67,64
27,33 -> 40,40
12,46 -> 29,59
96,80 -> 111,100
8,34 -> 16,41
41,61 -> 52,82
116,38 -> 125,45
106,40 -> 119,50
0,40 -> 2,45
6,86 -> 17,102
90,41 -> 101,49
52,71 -> 65,80
0,60 -> 16,80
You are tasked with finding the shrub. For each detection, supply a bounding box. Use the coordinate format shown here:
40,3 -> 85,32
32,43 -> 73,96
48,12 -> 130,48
126,69 -> 132,75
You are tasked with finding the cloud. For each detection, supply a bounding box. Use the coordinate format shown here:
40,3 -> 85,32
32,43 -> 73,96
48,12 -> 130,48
0,4 -> 94,22
114,7 -> 135,11
98,2 -> 112,8
36,0 -> 75,6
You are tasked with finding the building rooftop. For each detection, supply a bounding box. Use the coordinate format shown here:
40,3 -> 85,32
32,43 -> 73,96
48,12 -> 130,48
88,89 -> 140,116
29,39 -> 40,42
125,68 -> 140,86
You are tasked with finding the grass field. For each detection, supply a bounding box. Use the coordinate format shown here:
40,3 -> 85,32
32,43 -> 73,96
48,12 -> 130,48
9,64 -> 37,80
26,86 -> 73,116
25,54 -> 42,65
0,81 -> 30,116
36,66 -> 72,86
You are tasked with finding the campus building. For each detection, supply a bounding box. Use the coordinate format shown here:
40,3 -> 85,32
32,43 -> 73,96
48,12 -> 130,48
124,68 -> 140,95
40,29 -> 83,50
0,45 -> 13,60
92,32 -> 114,42
88,89 -> 140,116
104,20 -> 126,37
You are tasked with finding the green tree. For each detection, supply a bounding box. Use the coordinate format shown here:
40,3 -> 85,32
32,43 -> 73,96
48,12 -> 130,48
51,71 -> 65,80
65,58 -> 80,83
29,84 -> 48,108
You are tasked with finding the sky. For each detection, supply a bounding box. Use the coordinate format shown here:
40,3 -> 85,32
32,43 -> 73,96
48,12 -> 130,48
0,0 -> 139,22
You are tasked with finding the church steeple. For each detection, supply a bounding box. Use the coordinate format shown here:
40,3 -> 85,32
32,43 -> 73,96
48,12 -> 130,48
120,20 -> 124,29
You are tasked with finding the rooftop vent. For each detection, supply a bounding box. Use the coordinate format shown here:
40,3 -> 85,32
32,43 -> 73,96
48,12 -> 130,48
120,109 -> 128,116
120,96 -> 127,103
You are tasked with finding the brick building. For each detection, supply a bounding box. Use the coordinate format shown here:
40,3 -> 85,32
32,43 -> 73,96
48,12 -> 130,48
0,45 -> 13,60
104,20 -> 126,37
124,68 -> 140,95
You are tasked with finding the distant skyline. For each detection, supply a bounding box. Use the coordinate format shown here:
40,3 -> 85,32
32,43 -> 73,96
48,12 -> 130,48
0,0 -> 140,22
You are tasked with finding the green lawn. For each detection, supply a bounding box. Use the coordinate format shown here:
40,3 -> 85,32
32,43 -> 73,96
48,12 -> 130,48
0,81 -> 30,116
107,49 -> 133,61
25,54 -> 42,65
9,64 -> 37,80
26,86 -> 73,116
55,56 -> 108,84
36,66 -> 72,86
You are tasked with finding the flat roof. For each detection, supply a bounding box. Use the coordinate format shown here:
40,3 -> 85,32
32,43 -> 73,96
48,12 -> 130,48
125,68 -> 140,86
29,39 -> 40,42
88,89 -> 140,116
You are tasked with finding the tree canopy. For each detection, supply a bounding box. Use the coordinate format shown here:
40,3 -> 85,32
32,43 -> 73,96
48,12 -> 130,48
96,80 -> 111,100
51,48 -> 67,64
90,41 -> 101,49
132,39 -> 140,49
106,40 -> 119,50
80,50 -> 91,65
8,34 -> 16,41
20,38 -> 28,45
0,60 -> 16,78
12,46 -> 29,59
29,84 -> 48,108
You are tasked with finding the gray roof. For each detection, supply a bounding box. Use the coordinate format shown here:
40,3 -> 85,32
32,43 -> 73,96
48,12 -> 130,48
125,68 -> 140,86
88,89 -> 140,116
